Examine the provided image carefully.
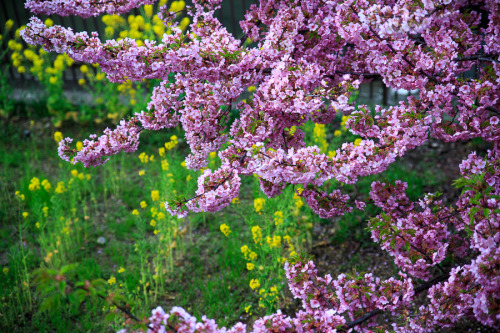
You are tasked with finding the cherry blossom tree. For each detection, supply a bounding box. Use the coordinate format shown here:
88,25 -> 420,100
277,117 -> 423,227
21,0 -> 499,331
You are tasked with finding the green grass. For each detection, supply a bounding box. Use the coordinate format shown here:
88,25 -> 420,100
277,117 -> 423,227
0,116 -> 445,332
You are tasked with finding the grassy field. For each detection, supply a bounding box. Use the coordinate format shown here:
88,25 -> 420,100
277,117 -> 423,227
0,112 -> 448,332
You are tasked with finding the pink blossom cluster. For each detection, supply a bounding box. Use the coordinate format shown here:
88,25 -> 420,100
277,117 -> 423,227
21,0 -> 500,331
25,0 -> 156,18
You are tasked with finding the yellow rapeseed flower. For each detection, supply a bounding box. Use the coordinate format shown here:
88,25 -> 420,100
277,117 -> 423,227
251,226 -> 262,244
76,141 -> 83,151
140,201 -> 147,209
22,212 -> 29,218
274,211 -> 284,226
249,279 -> 260,290
44,18 -> 54,27
29,177 -> 41,191
138,170 -> 145,176
55,181 -> 67,193
151,190 -> 160,201
54,131 -> 63,143
78,78 -> 86,86
161,160 -> 169,171
158,147 -> 166,157
254,198 -> 265,213
118,267 -> 125,273
246,263 -> 255,271
334,130 -> 342,137
80,65 -> 89,73
354,138 -> 362,146
132,209 -> 139,216
249,251 -> 257,260
231,197 -> 239,204
220,224 -> 231,237
108,276 -> 116,285
150,219 -> 156,227
41,179 -> 51,191
49,76 -> 58,85
5,20 -> 14,31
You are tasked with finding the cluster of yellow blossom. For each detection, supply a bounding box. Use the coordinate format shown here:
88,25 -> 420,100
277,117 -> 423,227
70,169 -> 91,181
220,224 -> 231,237
258,286 -> 279,308
55,181 -> 67,194
254,198 -> 265,213
274,211 -> 284,226
241,245 -> 258,261
251,226 -> 262,244
249,279 -> 260,290
266,235 -> 281,248
151,190 -> 160,201
164,135 -> 179,150
313,123 -> 329,153
15,191 -> 25,201
139,152 -> 155,163
54,131 -> 63,143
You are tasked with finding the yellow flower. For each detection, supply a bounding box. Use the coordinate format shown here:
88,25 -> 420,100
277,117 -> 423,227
5,20 -> 14,31
334,130 -> 342,137
70,169 -> 78,178
249,279 -> 260,290
249,251 -> 257,261
108,276 -> 116,285
181,161 -> 186,168
186,175 -> 192,182
139,152 -> 149,163
220,224 -> 231,237
56,182 -> 67,194
44,18 -> 54,27
161,160 -> 169,171
76,141 -> 83,151
118,267 -> 125,273
17,66 -> 26,73
254,198 -> 265,213
154,229 -> 159,235
158,147 -> 165,157
140,201 -> 147,209
3,267 -> 9,275
157,212 -> 165,220
22,212 -> 29,218
29,177 -> 41,191
80,65 -> 89,73
246,263 -> 255,271
78,78 -> 86,86
244,305 -> 251,313
209,151 -> 217,159
151,190 -> 160,202
251,226 -> 262,244
354,138 -> 362,146
36,222 -> 40,229
54,131 -> 63,143
144,4 -> 153,17
231,197 -> 239,204
138,170 -> 145,176
49,76 -> 58,85
132,209 -> 139,216
241,245 -> 249,255
274,211 -> 284,226
150,219 -> 156,227
105,26 -> 114,37
328,150 -> 337,158
247,85 -> 256,92
42,206 -> 49,217
96,72 -> 105,80
41,179 -> 51,191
